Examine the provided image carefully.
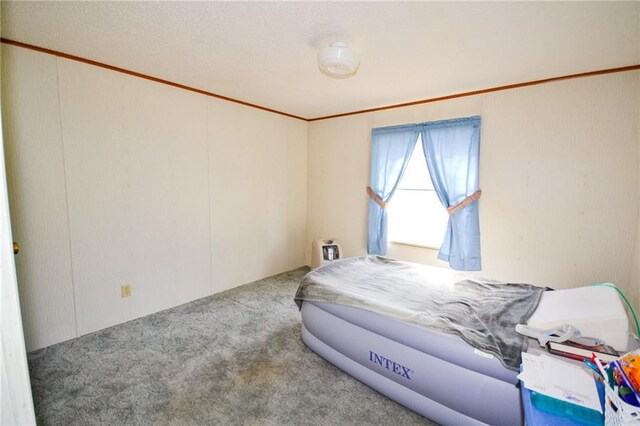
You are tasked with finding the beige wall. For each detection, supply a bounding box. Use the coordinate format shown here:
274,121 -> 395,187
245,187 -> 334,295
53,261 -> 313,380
632,201 -> 640,322
2,47 -> 77,348
308,72 -> 640,307
632,73 -> 640,315
208,98 -> 308,292
2,45 -> 308,350
3,42 -> 639,351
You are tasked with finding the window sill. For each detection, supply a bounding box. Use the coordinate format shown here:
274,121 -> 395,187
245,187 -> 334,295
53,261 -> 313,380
389,241 -> 440,251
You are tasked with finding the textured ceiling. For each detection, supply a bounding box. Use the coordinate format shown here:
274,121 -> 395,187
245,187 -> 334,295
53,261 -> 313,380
2,1 -> 639,119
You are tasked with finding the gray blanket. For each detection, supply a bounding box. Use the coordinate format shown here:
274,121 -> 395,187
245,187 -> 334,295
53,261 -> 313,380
294,256 -> 545,371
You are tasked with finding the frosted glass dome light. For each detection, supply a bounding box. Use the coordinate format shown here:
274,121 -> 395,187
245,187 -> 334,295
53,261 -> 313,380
318,42 -> 360,79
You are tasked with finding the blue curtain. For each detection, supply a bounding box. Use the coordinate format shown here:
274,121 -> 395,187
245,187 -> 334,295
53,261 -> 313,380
367,125 -> 419,254
421,116 -> 481,271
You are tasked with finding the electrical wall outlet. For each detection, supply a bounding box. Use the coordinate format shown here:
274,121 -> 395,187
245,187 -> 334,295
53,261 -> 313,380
121,284 -> 132,298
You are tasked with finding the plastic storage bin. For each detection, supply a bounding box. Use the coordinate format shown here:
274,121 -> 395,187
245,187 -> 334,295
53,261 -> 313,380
604,377 -> 640,425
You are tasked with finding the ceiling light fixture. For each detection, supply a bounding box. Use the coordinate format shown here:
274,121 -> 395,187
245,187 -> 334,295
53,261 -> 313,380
318,41 -> 360,79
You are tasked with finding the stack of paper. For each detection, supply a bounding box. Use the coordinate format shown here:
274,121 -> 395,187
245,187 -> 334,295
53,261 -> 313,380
518,352 -> 602,414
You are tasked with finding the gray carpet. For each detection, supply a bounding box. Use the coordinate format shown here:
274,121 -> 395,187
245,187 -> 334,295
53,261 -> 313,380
28,267 -> 432,425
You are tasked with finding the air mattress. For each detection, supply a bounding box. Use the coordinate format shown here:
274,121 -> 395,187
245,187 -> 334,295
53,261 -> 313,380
301,301 -> 521,425
297,261 -> 629,425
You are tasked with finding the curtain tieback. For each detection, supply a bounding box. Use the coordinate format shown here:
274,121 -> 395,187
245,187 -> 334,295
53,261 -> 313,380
447,190 -> 482,215
366,186 -> 387,209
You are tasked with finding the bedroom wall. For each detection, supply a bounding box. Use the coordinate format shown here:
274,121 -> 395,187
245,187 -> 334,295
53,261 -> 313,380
633,187 -> 640,319
207,98 -> 308,292
3,42 -> 638,351
632,81 -> 640,315
1,45 -> 308,351
307,72 -> 640,308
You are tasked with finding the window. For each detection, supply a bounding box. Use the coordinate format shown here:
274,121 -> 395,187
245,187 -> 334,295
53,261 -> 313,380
387,135 -> 448,249
368,116 -> 481,270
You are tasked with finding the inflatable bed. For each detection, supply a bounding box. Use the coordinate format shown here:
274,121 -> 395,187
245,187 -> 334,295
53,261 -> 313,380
294,256 -> 630,426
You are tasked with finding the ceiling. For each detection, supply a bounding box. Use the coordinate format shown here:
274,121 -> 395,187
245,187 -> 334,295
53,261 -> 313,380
2,1 -> 639,120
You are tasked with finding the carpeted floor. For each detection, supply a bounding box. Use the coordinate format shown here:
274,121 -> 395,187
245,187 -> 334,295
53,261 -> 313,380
28,267 -> 432,425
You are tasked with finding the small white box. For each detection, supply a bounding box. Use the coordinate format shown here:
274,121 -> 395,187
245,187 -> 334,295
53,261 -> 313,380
311,239 -> 343,269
